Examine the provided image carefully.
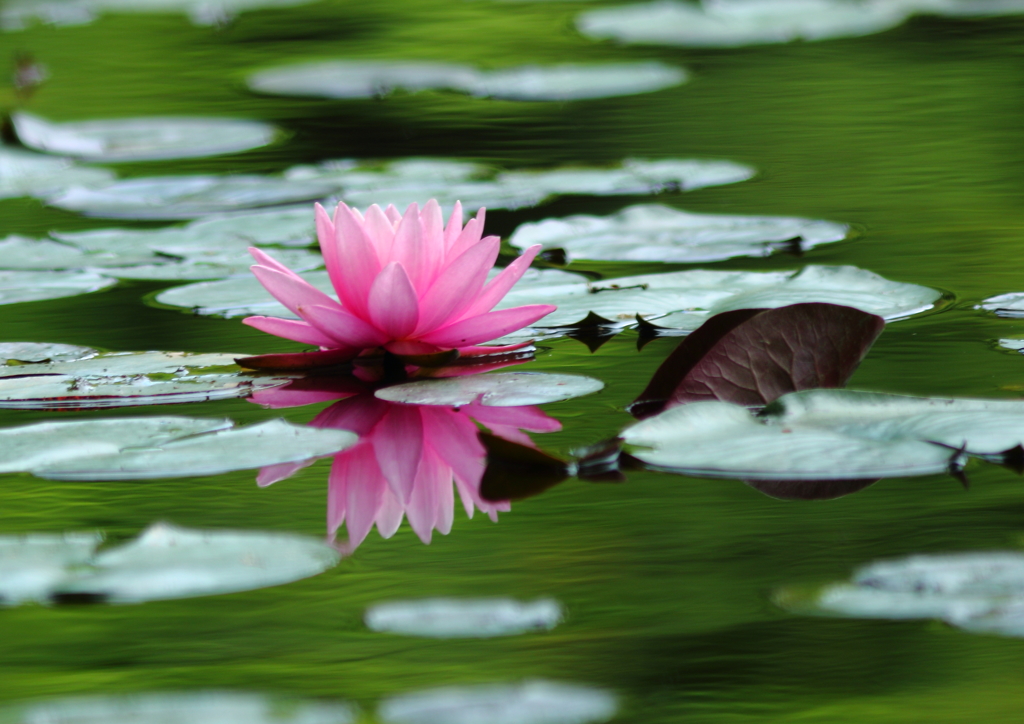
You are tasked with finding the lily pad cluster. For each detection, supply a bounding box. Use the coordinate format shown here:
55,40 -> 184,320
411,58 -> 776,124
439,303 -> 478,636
248,59 -> 688,101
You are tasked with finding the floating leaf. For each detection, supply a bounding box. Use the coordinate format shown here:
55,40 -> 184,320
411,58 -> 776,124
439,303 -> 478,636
509,204 -> 847,263
0,145 -> 115,200
47,175 -> 338,220
0,234 -> 156,269
629,303 -> 885,417
375,372 -> 604,407
1,0 -> 322,30
779,551 -> 1024,638
11,112 -> 278,163
102,248 -> 322,282
0,532 -> 102,605
978,291 -> 1024,318
0,269 -> 116,305
365,598 -> 563,638
378,681 -> 617,724
0,342 -> 97,364
465,62 -> 686,100
0,350 -> 295,409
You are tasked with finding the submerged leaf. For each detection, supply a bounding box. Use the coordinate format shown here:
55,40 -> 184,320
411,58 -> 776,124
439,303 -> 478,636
365,598 -> 563,638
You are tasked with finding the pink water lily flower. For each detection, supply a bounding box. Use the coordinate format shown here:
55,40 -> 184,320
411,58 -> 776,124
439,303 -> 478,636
241,200 -> 555,369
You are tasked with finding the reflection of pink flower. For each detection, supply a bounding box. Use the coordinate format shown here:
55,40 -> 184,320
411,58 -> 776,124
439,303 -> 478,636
253,381 -> 561,551
242,200 -> 555,367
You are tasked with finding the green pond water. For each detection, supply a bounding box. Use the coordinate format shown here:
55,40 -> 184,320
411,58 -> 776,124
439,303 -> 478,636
3,2 -> 1024,721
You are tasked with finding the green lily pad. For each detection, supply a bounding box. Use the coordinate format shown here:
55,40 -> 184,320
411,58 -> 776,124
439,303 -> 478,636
0,342 -> 97,364
375,372 -> 605,407
0,269 -> 117,305
11,112 -> 279,163
365,598 -> 563,638
466,62 -> 687,100
0,145 -> 115,200
1,0 -> 321,30
509,204 -> 848,263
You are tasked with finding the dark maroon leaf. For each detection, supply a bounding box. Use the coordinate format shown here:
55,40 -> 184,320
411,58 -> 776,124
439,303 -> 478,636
478,432 -> 571,502
628,303 -> 885,418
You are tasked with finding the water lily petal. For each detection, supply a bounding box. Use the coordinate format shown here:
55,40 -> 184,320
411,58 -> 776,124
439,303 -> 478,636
457,245 -> 543,320
420,305 -> 556,348
447,212 -> 486,260
364,204 -> 397,260
415,236 -> 500,334
367,262 -> 420,339
242,316 -> 338,347
337,444 -> 386,547
390,203 -> 429,292
299,303 -> 390,348
331,203 -> 382,318
444,200 -> 464,249
406,448 -> 448,544
375,485 -> 405,539
252,266 -> 342,318
373,404 -> 425,504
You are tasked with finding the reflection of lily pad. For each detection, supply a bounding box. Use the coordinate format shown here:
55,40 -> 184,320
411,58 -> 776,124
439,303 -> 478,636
47,175 -> 338,220
11,112 -> 278,163
0,145 -> 115,200
365,598 -> 563,638
778,551 -> 1024,638
0,523 -> 341,605
0,269 -> 117,305
510,204 -> 848,263
0,416 -> 355,480
379,681 -> 617,724
0,350 -> 295,409
248,59 -> 686,101
376,372 -> 604,407
495,265 -> 940,332
622,389 -> 1024,481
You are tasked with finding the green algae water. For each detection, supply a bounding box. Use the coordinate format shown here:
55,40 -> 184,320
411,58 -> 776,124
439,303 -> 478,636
4,2 -> 1024,722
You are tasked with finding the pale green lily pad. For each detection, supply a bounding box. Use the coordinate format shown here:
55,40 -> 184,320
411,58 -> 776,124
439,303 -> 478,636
378,681 -> 617,724
0,350 -> 296,409
47,175 -> 337,220
11,112 -> 278,163
1,0 -> 320,30
0,342 -> 97,364
0,269 -> 117,305
466,62 -> 687,100
375,372 -> 604,407
978,291 -> 1024,318
0,693 -> 355,724
0,523 -> 342,605
510,204 -> 848,263
104,247 -> 323,281
0,234 -> 157,269
365,598 -> 563,638
999,339 -> 1024,352
0,416 -> 356,480
778,551 -> 1024,638
495,265 -> 940,332
0,146 -> 115,200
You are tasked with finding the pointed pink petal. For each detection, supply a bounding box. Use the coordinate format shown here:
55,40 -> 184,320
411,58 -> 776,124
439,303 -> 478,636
435,458 -> 455,535
364,204 -> 397,260
372,404 -> 424,504
256,459 -> 314,487
420,200 -> 445,280
331,203 -> 382,318
316,203 -> 346,291
446,216 -> 486,260
414,236 -> 500,334
457,245 -> 542,319
422,407 -> 485,518
311,395 -> 390,435
406,449 -> 447,544
342,444 -> 387,547
390,204 -> 428,292
444,201 -> 463,249
465,403 -> 563,433
242,316 -> 338,347
375,485 -> 405,539
367,262 -> 420,339
299,304 -> 390,349
252,266 -> 342,318
384,204 -> 402,223
418,305 -> 556,348
250,246 -> 307,282
327,456 -> 347,536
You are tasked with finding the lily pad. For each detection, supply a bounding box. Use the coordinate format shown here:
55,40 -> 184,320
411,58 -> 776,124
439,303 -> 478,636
0,145 -> 115,200
780,551 -> 1024,638
11,112 -> 278,163
0,350 -> 296,409
0,415 -> 355,480
495,265 -> 940,332
47,174 -> 338,220
375,372 -> 604,407
378,681 -> 617,724
0,269 -> 117,305
978,291 -> 1024,318
0,234 -> 157,269
466,62 -> 687,101
103,247 -> 323,281
509,204 -> 848,263
0,342 -> 97,364
0,523 -> 341,605
1,0 -> 321,30
365,598 -> 563,638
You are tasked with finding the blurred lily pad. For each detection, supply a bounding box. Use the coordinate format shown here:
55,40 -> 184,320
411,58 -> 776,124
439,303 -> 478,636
778,551 -> 1024,638
365,598 -> 563,638
0,523 -> 341,605
0,145 -> 115,200
0,350 -> 296,409
47,174 -> 338,220
0,269 -> 117,305
248,59 -> 686,101
375,372 -> 604,407
0,342 -> 97,364
0,415 -> 355,480
103,247 -> 322,281
0,235 -> 152,270
0,0 -> 320,30
11,112 -> 278,163
378,681 -> 617,724
509,204 -> 848,263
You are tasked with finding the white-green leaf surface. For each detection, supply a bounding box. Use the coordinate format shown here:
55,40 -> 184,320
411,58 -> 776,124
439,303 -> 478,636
0,146 -> 115,200
0,351 -> 295,408
47,175 -> 338,220
465,62 -> 686,100
378,681 -> 617,724
1,0 -> 320,30
11,112 -> 278,162
978,291 -> 1024,318
0,532 -> 103,605
0,269 -> 117,305
103,247 -> 322,281
0,416 -> 355,479
0,342 -> 97,364
375,372 -> 604,407
0,234 -> 156,269
509,204 -> 848,263
365,598 -> 563,638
